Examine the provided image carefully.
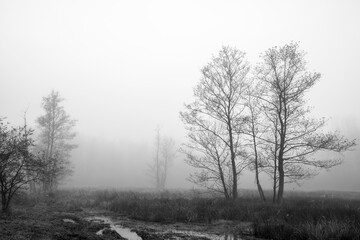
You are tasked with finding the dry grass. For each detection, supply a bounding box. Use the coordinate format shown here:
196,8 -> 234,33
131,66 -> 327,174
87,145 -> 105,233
8,188 -> 360,240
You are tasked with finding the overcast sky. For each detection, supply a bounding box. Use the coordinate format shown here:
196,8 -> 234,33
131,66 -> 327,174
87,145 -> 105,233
1,0 -> 359,191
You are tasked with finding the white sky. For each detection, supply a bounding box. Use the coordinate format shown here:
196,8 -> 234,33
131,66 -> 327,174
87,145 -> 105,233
1,0 -> 359,191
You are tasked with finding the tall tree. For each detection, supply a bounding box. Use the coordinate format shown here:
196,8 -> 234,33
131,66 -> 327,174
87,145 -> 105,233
0,117 -> 43,214
244,86 -> 267,201
36,90 -> 77,192
180,46 -> 250,199
255,42 -> 356,204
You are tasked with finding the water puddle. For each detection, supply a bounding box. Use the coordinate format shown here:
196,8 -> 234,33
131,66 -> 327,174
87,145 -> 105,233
87,216 -> 142,240
62,218 -> 77,224
172,230 -> 242,240
87,216 -> 246,240
113,225 -> 142,240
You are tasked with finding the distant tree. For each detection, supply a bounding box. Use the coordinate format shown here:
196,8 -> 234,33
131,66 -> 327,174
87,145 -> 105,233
0,117 -> 43,214
180,46 -> 250,199
159,137 -> 176,189
150,127 -> 176,190
36,90 -> 77,192
152,126 -> 162,189
255,42 -> 356,204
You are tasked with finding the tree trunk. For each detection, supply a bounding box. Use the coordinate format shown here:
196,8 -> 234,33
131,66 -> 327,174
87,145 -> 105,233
272,161 -> 277,203
272,118 -> 279,203
1,193 -> 10,215
231,153 -> 237,200
217,158 -> 229,199
277,127 -> 285,204
1,201 -> 8,214
252,129 -> 266,202
229,137 -> 237,199
227,115 -> 238,200
276,93 -> 286,205
254,153 -> 265,201
277,157 -> 284,204
256,174 -> 266,202
272,181 -> 277,203
257,182 -> 266,201
272,147 -> 278,203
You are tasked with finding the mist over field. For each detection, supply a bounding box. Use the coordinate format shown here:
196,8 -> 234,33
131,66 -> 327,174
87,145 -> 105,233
1,0 -> 360,192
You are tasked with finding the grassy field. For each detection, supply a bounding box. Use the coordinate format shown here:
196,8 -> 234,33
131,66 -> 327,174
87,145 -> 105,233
2,188 -> 360,240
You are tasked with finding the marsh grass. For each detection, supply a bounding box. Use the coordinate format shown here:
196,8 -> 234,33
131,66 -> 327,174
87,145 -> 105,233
294,218 -> 360,240
46,189 -> 360,240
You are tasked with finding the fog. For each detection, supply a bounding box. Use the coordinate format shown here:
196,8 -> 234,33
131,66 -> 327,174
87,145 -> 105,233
1,0 -> 359,191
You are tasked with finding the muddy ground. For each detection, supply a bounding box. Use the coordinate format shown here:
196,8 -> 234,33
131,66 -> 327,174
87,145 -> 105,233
86,209 -> 258,240
0,203 -> 259,240
0,203 -> 123,240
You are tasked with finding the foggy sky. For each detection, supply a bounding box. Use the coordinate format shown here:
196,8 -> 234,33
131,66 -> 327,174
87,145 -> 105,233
1,0 -> 359,191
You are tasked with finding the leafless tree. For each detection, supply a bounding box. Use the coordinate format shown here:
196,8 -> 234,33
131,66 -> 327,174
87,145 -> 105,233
244,85 -> 267,201
153,127 -> 161,189
180,128 -> 233,199
159,137 -> 176,189
150,127 -> 176,190
36,90 -> 77,192
0,117 -> 43,214
255,42 -> 356,204
180,46 -> 250,199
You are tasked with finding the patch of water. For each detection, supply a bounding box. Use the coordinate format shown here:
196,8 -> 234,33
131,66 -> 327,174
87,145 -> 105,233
86,216 -> 111,224
88,216 -> 142,240
218,234 -> 242,240
62,219 -> 77,224
113,225 -> 142,240
88,216 -> 247,240
172,230 -> 243,240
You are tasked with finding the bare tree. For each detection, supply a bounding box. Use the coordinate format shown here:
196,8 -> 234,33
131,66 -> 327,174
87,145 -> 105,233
36,90 -> 77,192
180,128 -> 233,199
255,42 -> 356,204
151,126 -> 162,190
159,137 -> 176,189
180,46 -> 250,199
244,86 -> 267,201
150,127 -> 176,190
0,118 -> 43,214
